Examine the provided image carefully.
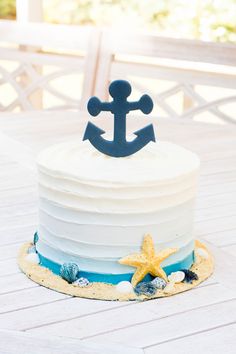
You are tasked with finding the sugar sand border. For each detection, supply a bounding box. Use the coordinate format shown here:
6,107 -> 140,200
18,240 -> 214,301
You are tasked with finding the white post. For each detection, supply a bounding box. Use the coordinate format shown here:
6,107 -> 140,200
16,0 -> 43,22
16,0 -> 44,109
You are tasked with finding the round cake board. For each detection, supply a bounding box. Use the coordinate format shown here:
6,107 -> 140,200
18,240 -> 214,301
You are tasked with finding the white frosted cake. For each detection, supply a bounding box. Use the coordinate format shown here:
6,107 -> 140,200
36,139 -> 200,284
19,79 -> 213,300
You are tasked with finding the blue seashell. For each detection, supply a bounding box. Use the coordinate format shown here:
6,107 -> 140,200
134,281 -> 157,297
151,277 -> 167,289
33,232 -> 39,245
73,277 -> 90,287
181,269 -> 198,283
60,262 -> 80,283
28,245 -> 37,254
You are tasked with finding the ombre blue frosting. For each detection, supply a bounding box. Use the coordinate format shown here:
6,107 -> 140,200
37,250 -> 194,284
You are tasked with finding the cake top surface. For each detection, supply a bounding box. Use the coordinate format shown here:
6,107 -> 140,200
38,140 -> 200,186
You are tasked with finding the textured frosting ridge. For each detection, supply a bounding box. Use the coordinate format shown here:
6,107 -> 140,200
37,140 -> 200,276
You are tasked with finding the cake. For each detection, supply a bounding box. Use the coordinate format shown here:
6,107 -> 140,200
18,79 -> 213,300
36,139 -> 199,284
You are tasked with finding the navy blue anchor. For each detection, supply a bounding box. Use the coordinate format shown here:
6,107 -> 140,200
83,80 -> 155,157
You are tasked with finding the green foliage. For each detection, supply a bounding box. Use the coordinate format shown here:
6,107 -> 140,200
1,0 -> 236,42
0,0 -> 16,19
43,0 -> 236,42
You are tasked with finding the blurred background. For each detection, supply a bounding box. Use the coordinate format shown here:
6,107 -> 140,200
1,0 -> 236,42
1,0 -> 236,124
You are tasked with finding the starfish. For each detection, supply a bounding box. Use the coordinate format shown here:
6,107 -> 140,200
119,234 -> 178,286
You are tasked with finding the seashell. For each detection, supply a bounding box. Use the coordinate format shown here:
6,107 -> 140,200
25,253 -> 40,264
163,282 -> 175,294
28,245 -> 36,254
73,277 -> 90,287
116,281 -> 133,294
33,232 -> 39,245
181,269 -> 198,283
168,271 -> 185,283
60,262 -> 80,283
134,281 -> 157,297
195,247 -> 209,259
151,277 -> 167,289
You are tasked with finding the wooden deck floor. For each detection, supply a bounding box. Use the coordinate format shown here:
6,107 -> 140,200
0,111 -> 236,354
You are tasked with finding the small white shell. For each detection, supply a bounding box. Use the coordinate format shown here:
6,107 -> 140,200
116,281 -> 133,294
163,282 -> 175,294
73,277 -> 90,287
196,247 -> 209,259
168,271 -> 185,283
25,253 -> 40,264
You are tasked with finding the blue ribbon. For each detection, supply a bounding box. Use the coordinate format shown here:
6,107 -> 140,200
38,251 -> 194,285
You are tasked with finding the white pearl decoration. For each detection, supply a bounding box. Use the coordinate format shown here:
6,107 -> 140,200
168,271 -> 185,283
25,253 -> 40,264
116,281 -> 133,294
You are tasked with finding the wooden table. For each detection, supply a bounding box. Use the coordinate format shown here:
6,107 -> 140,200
0,111 -> 236,354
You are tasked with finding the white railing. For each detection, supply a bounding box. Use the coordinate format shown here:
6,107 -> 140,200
0,1 -> 235,123
0,20 -> 100,111
95,30 -> 236,124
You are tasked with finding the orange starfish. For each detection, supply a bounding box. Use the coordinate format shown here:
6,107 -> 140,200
119,234 -> 178,286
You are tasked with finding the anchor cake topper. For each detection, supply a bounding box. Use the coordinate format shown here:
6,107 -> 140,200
83,80 -> 155,157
